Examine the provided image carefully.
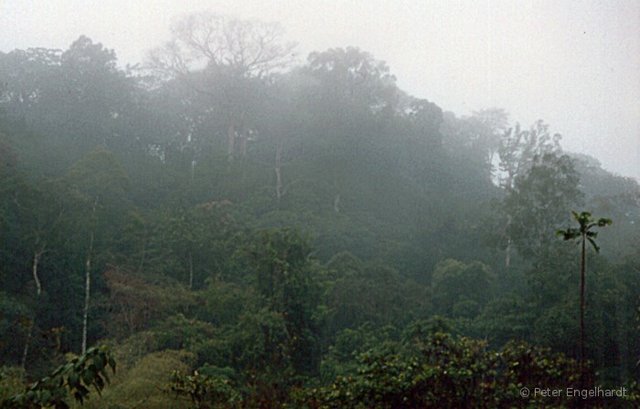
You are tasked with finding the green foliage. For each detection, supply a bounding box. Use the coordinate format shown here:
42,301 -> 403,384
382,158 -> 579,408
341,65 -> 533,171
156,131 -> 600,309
80,349 -> 193,409
457,295 -> 534,348
431,259 -> 494,316
170,370 -> 240,409
0,293 -> 31,365
1,27 -> 639,409
305,333 -> 586,409
66,149 -> 129,199
557,211 -> 612,252
197,280 -> 251,327
533,303 -> 579,353
0,367 -> 25,402
505,153 -> 583,259
245,229 -> 322,376
1,345 -> 115,409
320,324 -> 399,382
154,314 -> 216,351
102,268 -> 197,339
556,209 -> 613,366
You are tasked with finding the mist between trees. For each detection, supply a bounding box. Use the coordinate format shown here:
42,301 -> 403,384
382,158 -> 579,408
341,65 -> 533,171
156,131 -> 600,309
1,11 -> 639,409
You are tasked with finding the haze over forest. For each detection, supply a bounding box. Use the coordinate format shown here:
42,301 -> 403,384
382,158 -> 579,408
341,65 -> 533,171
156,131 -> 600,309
1,0 -> 638,180
0,2 -> 639,408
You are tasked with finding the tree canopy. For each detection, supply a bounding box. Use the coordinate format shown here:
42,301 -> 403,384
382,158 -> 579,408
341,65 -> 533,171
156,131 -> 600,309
1,14 -> 639,408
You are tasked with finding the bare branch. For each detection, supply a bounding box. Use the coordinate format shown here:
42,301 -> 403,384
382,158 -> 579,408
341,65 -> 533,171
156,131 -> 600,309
146,12 -> 296,81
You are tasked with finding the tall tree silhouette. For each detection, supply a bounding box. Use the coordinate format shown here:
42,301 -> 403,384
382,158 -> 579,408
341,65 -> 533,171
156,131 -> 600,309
557,211 -> 611,372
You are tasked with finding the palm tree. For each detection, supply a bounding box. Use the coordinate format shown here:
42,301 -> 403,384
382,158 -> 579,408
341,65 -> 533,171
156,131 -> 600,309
557,211 -> 611,373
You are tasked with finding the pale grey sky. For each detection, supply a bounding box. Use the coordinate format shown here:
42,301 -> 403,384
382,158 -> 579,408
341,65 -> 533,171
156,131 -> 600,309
1,0 -> 638,179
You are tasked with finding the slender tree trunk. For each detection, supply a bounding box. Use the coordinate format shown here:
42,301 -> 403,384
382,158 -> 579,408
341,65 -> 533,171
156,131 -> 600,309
188,251 -> 194,290
82,197 -> 98,355
333,194 -> 341,213
239,111 -> 247,157
21,320 -> 33,370
275,141 -> 283,202
227,122 -> 236,162
82,230 -> 94,355
504,193 -> 513,269
239,130 -> 247,157
579,233 -> 586,376
21,250 -> 43,369
32,251 -> 42,297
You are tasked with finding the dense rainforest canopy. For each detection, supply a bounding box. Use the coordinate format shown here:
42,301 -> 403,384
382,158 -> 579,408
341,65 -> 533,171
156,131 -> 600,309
1,13 -> 639,408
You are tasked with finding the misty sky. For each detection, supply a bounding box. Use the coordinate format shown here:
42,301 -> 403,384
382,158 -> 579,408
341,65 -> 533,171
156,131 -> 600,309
1,0 -> 638,179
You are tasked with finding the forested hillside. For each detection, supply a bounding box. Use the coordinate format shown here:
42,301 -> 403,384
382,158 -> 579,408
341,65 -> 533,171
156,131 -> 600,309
1,13 -> 639,408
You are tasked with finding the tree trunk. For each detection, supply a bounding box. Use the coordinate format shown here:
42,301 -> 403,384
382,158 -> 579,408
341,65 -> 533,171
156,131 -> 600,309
579,233 -> 586,376
21,319 -> 33,370
227,122 -> 236,162
188,251 -> 194,290
21,250 -> 43,369
275,141 -> 283,202
82,229 -> 94,355
239,130 -> 247,157
82,197 -> 98,355
238,111 -> 247,157
505,213 -> 512,268
32,251 -> 42,297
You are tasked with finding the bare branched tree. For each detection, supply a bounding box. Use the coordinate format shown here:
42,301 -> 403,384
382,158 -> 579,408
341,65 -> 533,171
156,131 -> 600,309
147,12 -> 297,161
148,12 -> 297,80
